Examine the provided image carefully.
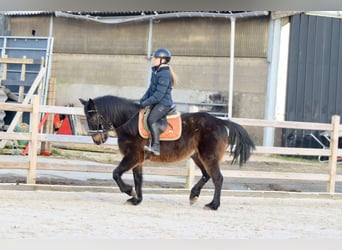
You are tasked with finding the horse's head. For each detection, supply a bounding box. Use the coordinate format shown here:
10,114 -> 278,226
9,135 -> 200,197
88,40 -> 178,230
79,98 -> 109,145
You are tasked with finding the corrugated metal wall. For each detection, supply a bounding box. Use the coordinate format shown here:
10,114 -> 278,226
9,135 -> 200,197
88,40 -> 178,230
0,36 -> 53,124
0,36 -> 51,94
284,14 -> 342,149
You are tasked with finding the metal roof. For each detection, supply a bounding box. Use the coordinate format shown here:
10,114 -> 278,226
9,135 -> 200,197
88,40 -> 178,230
1,11 -> 52,16
2,11 -> 268,19
305,11 -> 342,18
53,11 -> 269,24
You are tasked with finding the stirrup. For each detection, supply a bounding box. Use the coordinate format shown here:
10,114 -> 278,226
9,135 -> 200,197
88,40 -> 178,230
150,144 -> 160,156
143,145 -> 160,156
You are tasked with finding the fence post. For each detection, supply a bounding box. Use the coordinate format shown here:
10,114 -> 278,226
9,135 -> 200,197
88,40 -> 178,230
327,115 -> 340,193
27,95 -> 40,184
184,105 -> 199,188
185,159 -> 195,189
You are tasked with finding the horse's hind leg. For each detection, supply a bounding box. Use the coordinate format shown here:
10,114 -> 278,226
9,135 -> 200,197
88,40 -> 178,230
189,153 -> 211,205
204,166 -> 223,210
190,154 -> 223,210
193,151 -> 224,210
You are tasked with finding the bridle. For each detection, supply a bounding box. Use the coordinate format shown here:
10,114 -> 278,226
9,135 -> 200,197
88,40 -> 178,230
87,108 -> 113,136
87,104 -> 141,137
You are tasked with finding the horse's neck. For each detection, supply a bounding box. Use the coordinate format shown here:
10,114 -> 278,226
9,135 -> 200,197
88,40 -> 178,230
113,110 -> 139,131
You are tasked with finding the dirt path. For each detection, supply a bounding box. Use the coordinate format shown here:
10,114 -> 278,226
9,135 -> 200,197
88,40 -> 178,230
1,189 -> 342,239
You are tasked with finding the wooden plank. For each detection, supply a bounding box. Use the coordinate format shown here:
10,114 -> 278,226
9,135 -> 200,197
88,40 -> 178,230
1,55 -> 8,80
38,165 -> 187,176
0,132 -> 30,140
185,158 -> 196,188
27,95 -> 39,184
37,134 -> 118,144
0,162 -> 28,169
0,102 -> 32,112
18,56 -> 27,103
231,117 -> 332,131
37,163 -> 114,173
254,146 -> 331,156
39,105 -> 85,116
327,115 -> 340,192
0,57 -> 34,64
0,133 -> 116,144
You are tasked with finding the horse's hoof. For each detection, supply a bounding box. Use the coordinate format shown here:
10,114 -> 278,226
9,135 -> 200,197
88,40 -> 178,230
189,196 -> 198,205
130,189 -> 137,199
204,203 -> 219,210
126,197 -> 142,205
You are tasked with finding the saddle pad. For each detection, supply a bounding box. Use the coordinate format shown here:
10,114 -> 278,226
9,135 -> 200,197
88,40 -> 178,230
138,109 -> 182,141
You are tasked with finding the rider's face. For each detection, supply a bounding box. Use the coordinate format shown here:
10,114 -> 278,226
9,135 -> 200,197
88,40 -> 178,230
151,57 -> 164,66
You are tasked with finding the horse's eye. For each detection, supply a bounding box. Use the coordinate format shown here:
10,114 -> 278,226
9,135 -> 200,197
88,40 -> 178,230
88,114 -> 97,121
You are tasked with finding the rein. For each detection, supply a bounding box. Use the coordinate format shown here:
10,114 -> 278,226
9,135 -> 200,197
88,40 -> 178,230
114,109 -> 140,133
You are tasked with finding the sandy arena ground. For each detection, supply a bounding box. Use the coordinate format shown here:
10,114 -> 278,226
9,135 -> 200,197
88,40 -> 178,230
1,150 -> 342,239
1,189 -> 342,239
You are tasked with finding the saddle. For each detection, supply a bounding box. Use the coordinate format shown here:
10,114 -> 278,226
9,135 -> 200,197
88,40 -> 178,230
138,105 -> 182,141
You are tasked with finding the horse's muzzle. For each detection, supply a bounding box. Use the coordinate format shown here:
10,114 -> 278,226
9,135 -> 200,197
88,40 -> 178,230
90,131 -> 109,145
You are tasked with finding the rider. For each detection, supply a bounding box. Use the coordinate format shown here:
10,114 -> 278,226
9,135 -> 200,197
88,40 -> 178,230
140,48 -> 177,156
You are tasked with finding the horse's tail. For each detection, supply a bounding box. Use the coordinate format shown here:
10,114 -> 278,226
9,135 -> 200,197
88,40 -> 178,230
221,119 -> 256,166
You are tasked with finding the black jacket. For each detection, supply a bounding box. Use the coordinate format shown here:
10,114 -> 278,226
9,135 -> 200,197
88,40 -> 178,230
140,66 -> 174,108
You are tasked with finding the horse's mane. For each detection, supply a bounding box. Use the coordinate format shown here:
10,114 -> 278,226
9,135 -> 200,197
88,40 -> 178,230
93,95 -> 140,135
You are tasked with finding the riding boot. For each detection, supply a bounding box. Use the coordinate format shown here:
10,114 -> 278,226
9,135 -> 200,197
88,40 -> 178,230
149,122 -> 160,156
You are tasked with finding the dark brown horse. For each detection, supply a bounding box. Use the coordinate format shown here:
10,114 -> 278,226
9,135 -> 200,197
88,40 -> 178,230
79,95 -> 255,210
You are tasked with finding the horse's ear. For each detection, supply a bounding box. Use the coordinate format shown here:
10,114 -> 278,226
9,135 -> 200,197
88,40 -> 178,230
79,98 -> 87,106
88,98 -> 96,110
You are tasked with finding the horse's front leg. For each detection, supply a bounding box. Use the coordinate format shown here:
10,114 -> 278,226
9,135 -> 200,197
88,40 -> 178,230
113,157 -> 141,205
126,165 -> 143,205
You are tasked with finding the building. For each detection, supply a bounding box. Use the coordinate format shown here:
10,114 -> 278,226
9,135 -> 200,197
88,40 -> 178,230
2,11 -> 342,148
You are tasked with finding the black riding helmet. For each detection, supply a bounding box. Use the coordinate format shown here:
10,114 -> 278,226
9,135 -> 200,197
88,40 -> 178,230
152,48 -> 171,63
